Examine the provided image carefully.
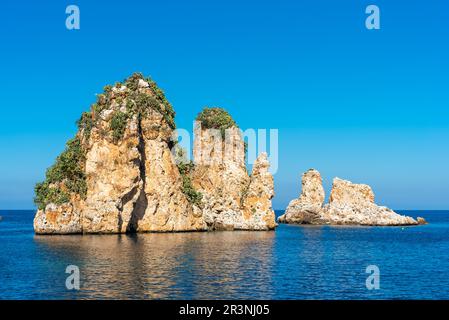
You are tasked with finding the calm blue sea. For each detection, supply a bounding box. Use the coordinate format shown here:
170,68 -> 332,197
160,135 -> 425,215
0,210 -> 448,300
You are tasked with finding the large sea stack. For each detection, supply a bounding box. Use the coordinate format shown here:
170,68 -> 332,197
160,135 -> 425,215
33,73 -> 276,234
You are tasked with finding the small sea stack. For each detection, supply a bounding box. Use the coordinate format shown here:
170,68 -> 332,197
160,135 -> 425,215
278,169 -> 427,226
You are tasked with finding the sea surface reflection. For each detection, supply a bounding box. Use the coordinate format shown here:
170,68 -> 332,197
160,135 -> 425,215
34,231 -> 276,299
1,210 -> 449,299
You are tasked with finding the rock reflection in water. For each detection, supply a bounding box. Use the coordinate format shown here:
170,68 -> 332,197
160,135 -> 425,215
34,231 -> 275,299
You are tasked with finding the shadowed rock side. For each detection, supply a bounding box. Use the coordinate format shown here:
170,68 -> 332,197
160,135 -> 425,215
33,74 -> 275,234
278,170 -> 427,226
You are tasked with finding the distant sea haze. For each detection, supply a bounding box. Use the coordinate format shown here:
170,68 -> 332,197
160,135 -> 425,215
0,210 -> 448,299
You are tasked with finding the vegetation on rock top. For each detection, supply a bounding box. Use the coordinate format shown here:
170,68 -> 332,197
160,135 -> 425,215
80,72 -> 176,141
196,107 -> 237,138
196,107 -> 248,155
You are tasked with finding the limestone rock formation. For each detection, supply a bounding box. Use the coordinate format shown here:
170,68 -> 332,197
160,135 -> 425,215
191,109 -> 276,230
278,170 -> 426,226
33,74 -> 275,234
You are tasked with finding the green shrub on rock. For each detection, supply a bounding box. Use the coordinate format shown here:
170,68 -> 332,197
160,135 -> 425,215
196,107 -> 247,155
76,112 -> 93,139
110,111 -> 128,142
181,175 -> 203,206
123,73 -> 176,129
175,147 -> 202,206
34,138 -> 87,210
196,107 -> 237,138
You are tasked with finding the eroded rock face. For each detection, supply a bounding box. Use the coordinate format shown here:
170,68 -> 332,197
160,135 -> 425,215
134,114 -> 206,232
80,108 -> 207,234
81,113 -> 142,233
278,170 -> 425,226
278,169 -> 325,224
192,122 -> 276,230
34,202 -> 83,234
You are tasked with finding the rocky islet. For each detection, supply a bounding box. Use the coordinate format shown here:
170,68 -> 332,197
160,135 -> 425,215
278,169 -> 427,226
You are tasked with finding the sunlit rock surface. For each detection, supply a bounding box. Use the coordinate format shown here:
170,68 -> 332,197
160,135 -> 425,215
34,74 -> 275,234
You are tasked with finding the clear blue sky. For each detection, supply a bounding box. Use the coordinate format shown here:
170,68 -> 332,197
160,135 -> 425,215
0,0 -> 448,210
